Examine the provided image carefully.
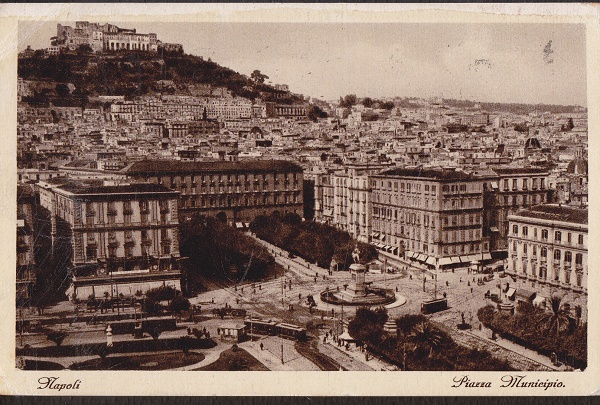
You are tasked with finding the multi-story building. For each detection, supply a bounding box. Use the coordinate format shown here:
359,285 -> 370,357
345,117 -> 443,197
330,164 -> 389,243
314,169 -> 335,226
16,185 -> 37,303
37,179 -> 182,300
507,204 -> 587,320
370,167 -> 487,269
124,160 -> 304,225
481,167 -> 550,255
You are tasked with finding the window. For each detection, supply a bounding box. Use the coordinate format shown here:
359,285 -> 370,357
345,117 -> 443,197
522,226 -> 528,236
576,253 -> 583,266
513,225 -> 518,235
541,247 -> 547,258
541,229 -> 548,240
578,234 -> 584,245
567,233 -> 571,244
512,179 -> 517,190
554,249 -> 561,261
523,244 -> 527,255
555,231 -> 561,242
503,179 -> 509,190
564,251 -> 572,263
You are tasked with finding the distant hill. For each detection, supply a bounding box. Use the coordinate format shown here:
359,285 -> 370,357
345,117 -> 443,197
440,98 -> 585,115
18,50 -> 303,107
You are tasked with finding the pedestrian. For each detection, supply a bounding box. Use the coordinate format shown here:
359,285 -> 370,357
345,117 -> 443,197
395,286 -> 398,292
259,284 -> 261,290
467,281 -> 470,286
298,293 -> 302,300
446,281 -> 449,287
409,274 -> 412,280
471,287 -> 473,293
211,297 -> 214,304
260,342 -> 264,351
460,277 -> 462,283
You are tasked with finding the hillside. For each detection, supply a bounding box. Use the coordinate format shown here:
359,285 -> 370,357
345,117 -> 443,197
18,49 -> 303,107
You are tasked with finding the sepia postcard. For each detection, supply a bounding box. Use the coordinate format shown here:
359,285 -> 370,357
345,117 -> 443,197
0,3 -> 598,396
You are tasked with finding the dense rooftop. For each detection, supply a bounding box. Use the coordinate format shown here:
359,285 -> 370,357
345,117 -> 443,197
124,159 -> 303,175
513,204 -> 587,225
376,167 -> 474,181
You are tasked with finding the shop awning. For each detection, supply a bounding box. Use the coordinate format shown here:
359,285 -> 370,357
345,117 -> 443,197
380,234 -> 386,241
458,256 -> 471,263
491,181 -> 498,189
392,247 -> 399,255
323,209 -> 333,217
235,222 -> 244,229
490,227 -> 500,233
426,256 -> 437,265
482,253 -> 492,261
371,232 -> 380,238
450,256 -> 461,264
533,295 -> 547,307
439,257 -> 452,266
506,288 -> 516,299
416,254 -> 426,262
386,246 -> 394,252
244,222 -> 250,228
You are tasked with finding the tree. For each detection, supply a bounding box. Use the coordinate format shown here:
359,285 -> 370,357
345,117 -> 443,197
362,97 -> 373,108
408,320 -> 447,358
307,105 -> 328,122
251,70 -> 269,85
46,331 -> 68,347
539,294 -> 573,336
339,94 -> 357,108
169,296 -> 191,314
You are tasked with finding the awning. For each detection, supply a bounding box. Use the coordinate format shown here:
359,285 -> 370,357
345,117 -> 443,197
392,247 -> 399,255
458,256 -> 470,263
323,209 -> 333,216
506,288 -> 516,299
482,253 -> 492,261
380,234 -> 386,241
491,181 -> 498,189
450,256 -> 461,264
416,254 -> 426,262
426,256 -> 437,265
533,296 -> 547,307
490,227 -> 500,233
439,257 -> 452,266
386,246 -> 394,252
515,289 -> 536,301
235,222 -> 244,229
244,222 -> 250,228
371,232 -> 380,238
465,254 -> 479,262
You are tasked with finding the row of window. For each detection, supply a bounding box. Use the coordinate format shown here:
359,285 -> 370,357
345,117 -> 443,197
511,242 -> 584,264
182,193 -> 300,208
502,177 -> 546,191
511,259 -> 583,287
512,225 -> 584,245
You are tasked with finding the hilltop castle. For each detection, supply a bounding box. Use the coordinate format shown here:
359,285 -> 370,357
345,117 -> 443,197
50,21 -> 183,54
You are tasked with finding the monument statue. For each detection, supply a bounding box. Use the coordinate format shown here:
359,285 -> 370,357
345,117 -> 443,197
352,245 -> 361,264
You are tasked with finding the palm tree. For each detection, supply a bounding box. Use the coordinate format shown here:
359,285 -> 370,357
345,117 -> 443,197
408,320 -> 446,358
539,294 -> 572,336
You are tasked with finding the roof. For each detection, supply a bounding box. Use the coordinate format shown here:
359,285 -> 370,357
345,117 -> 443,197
492,167 -> 549,175
566,159 -> 588,175
124,159 -> 303,175
49,180 -> 176,196
377,167 -> 474,181
513,204 -> 587,225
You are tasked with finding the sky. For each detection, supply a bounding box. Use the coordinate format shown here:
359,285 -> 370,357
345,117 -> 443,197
19,21 -> 587,106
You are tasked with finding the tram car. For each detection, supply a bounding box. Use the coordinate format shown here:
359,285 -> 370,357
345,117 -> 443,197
244,318 -> 307,341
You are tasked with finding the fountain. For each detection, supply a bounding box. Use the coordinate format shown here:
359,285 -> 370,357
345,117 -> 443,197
320,247 -> 396,306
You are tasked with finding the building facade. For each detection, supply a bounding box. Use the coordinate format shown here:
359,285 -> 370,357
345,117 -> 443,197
481,167 -> 550,255
370,168 -> 487,269
507,205 -> 587,320
16,185 -> 37,303
124,160 -> 304,225
38,179 -> 182,300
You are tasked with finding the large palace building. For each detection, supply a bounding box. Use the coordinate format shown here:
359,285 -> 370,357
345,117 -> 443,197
38,179 -> 182,300
123,160 -> 304,226
507,204 -> 587,320
51,21 -> 182,53
370,167 -> 487,270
